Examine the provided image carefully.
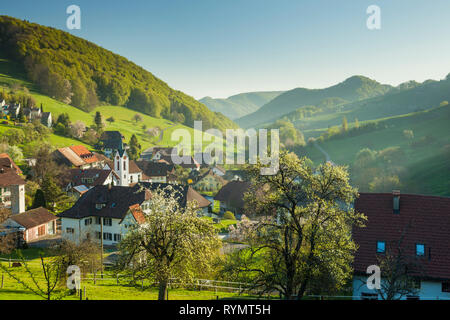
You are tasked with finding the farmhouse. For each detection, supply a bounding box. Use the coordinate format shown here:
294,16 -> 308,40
59,182 -> 210,245
352,191 -> 450,300
214,180 -> 250,216
54,145 -> 105,169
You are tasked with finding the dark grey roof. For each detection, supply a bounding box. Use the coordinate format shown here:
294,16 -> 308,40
100,131 -> 124,150
59,183 -> 210,220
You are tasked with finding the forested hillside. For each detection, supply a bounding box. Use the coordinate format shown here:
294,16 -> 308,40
200,91 -> 283,120
0,16 -> 237,131
236,75 -> 393,128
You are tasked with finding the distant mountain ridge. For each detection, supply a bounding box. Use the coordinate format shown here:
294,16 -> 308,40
0,15 -> 237,131
236,76 -> 393,128
199,91 -> 284,120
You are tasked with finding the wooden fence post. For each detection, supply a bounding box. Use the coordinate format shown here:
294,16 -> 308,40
116,274 -> 119,285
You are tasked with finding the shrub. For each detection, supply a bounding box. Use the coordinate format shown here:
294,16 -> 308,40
223,211 -> 236,220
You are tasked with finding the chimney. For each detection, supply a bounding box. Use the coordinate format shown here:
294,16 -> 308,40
393,190 -> 400,214
108,182 -> 112,190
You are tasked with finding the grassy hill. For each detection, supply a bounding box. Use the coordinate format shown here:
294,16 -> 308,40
236,76 -> 393,128
300,104 -> 450,196
0,15 -> 237,131
199,91 -> 283,120
293,77 -> 450,137
0,58 -> 226,152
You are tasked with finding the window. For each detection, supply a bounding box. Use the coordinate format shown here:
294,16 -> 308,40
96,203 -> 103,210
95,231 -> 101,239
84,218 -> 92,226
66,228 -> 75,234
114,234 -> 122,242
103,232 -> 112,241
416,244 -> 425,257
442,282 -> 450,293
95,217 -> 101,225
103,218 -> 112,226
376,241 -> 386,254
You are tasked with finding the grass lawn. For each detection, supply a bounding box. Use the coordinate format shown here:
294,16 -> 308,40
0,249 -> 257,300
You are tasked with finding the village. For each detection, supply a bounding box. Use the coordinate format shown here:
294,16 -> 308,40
0,97 -> 449,301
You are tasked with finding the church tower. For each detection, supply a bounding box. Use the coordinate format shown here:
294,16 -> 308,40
114,149 -> 129,186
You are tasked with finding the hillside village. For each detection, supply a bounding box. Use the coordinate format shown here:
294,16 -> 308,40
0,14 -> 449,302
0,92 -> 449,300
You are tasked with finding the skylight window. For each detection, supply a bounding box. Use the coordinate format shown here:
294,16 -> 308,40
376,241 -> 386,254
416,244 -> 425,257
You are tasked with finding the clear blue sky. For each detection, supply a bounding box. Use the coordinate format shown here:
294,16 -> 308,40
1,0 -> 450,99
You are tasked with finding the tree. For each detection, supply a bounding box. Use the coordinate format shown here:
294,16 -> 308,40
127,134 -> 141,160
7,145 -> 23,162
117,185 -> 220,300
223,211 -> 236,220
375,225 -> 423,300
223,151 -> 366,299
106,116 -> 115,125
342,116 -> 349,132
94,111 -> 104,131
69,120 -> 86,139
32,189 -> 47,209
133,113 -> 143,123
0,251 -> 67,300
53,240 -> 102,277
354,118 -> 360,129
32,144 -> 60,185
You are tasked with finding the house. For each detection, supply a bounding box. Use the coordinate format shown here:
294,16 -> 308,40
23,107 -> 41,121
151,147 -> 177,161
64,168 -> 120,199
1,207 -> 58,243
99,131 -> 124,158
214,180 -> 250,216
135,160 -> 175,183
352,191 -> 450,300
193,169 -> 228,192
59,182 -> 210,245
0,154 -> 25,214
40,112 -> 52,128
53,145 -> 104,169
223,169 -> 247,181
7,103 -> 20,118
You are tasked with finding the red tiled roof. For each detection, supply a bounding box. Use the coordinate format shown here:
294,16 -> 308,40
353,193 -> 450,280
69,145 -> 98,164
10,207 -> 57,229
0,153 -> 22,175
0,156 -> 25,187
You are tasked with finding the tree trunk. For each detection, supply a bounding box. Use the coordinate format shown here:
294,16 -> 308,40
158,280 -> 168,300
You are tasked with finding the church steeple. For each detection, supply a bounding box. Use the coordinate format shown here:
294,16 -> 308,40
114,148 -> 129,186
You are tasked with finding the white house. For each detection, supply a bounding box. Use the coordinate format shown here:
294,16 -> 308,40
352,192 -> 450,300
59,183 -> 210,246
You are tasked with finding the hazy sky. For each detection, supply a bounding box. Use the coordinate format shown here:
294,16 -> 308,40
1,0 -> 450,99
